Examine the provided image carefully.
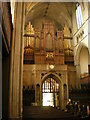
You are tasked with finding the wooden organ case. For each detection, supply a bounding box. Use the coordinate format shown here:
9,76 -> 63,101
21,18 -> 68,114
34,22 -> 64,65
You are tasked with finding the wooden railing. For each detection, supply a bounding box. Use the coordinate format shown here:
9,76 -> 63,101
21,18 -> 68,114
69,87 -> 90,105
69,76 -> 90,104
80,76 -> 90,85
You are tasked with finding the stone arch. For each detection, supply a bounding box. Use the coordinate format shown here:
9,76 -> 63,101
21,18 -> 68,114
75,43 -> 89,65
41,72 -> 62,87
74,43 -> 89,84
40,72 -> 64,109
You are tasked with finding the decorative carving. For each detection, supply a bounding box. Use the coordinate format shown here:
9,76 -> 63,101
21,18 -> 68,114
46,33 -> 53,51
35,37 -> 40,49
24,21 -> 65,64
46,52 -> 53,58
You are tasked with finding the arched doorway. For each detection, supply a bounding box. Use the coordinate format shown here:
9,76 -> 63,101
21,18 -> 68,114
41,73 -> 61,108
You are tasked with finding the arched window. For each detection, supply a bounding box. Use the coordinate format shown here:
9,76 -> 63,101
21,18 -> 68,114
76,3 -> 83,29
10,0 -> 15,24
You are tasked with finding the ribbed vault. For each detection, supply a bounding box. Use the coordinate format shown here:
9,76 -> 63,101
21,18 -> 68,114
25,2 -> 74,30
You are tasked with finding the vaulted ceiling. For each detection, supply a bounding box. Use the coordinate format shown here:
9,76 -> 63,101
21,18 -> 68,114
25,2 -> 74,31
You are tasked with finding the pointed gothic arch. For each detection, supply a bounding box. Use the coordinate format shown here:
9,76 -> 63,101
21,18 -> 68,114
41,72 -> 64,108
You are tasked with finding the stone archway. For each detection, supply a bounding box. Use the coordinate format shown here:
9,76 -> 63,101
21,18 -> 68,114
41,73 -> 62,84
75,43 -> 88,66
75,43 -> 89,87
40,73 -> 64,109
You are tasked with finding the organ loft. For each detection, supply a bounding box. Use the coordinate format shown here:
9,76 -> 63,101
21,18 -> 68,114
23,21 -> 76,108
24,21 -> 73,65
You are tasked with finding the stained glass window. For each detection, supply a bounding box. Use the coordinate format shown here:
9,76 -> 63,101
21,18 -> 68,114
42,78 -> 59,93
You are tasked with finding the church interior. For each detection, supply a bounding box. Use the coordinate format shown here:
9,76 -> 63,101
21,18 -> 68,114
0,1 -> 90,120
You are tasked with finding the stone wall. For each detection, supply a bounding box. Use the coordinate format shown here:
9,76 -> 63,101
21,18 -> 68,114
23,64 -> 67,88
72,2 -> 89,87
23,64 -> 77,109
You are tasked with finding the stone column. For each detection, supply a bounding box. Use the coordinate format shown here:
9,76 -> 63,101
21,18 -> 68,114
76,64 -> 81,88
8,2 -> 24,119
19,3 -> 25,118
0,3 -> 2,119
59,85 -> 62,109
40,82 -> 42,106
61,83 -> 64,110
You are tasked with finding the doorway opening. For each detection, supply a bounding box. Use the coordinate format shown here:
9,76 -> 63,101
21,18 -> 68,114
42,78 -> 59,107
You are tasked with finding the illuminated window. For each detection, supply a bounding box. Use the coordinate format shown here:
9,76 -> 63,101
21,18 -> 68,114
76,3 -> 83,29
42,78 -> 59,93
10,0 -> 15,24
42,78 -> 59,107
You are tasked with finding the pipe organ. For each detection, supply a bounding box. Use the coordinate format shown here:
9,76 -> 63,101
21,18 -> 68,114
34,22 -> 64,64
24,21 -> 73,64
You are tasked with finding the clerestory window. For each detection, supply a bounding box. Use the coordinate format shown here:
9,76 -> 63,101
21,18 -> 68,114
10,0 -> 15,24
76,3 -> 83,29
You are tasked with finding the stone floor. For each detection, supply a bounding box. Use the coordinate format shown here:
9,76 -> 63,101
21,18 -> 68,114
23,106 -> 90,120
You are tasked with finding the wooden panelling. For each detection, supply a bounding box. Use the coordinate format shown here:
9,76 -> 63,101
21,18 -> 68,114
80,76 -> 90,85
34,22 -> 65,65
35,53 -> 41,64
65,56 -> 74,63
41,54 -> 45,64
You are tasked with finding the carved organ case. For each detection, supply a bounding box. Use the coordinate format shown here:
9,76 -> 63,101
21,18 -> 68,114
34,21 -> 64,65
24,22 -> 34,64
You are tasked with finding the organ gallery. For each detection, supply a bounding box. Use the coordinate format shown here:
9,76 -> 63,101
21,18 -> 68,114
23,21 -> 76,108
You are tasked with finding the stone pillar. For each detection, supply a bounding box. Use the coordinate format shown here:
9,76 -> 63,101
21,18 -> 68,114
8,2 -> 24,119
61,83 -> 64,110
40,83 -> 42,106
19,3 -> 25,118
76,64 -> 81,88
0,3 -> 2,119
36,83 -> 40,106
